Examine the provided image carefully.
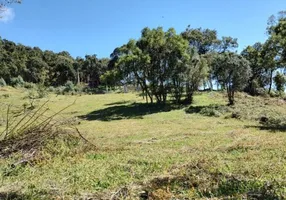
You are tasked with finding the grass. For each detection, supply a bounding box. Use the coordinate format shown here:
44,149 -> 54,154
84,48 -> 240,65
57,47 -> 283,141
0,88 -> 286,199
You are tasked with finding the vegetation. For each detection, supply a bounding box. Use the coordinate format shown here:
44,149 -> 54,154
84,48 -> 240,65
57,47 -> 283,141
212,53 -> 251,105
0,89 -> 286,199
0,5 -> 286,199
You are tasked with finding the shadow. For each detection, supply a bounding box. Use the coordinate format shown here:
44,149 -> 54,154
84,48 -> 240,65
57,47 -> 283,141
79,103 -> 185,121
185,105 -> 206,114
185,104 -> 230,117
246,125 -> 286,132
210,178 -> 282,199
105,101 -> 131,106
246,117 -> 286,132
0,192 -> 30,200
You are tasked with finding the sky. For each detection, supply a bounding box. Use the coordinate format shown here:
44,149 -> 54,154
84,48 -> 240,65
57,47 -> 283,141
0,0 -> 285,58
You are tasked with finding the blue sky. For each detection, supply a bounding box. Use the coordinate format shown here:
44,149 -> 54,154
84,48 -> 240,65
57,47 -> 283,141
0,0 -> 285,58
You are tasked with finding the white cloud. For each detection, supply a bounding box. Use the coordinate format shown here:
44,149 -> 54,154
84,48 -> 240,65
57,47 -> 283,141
0,7 -> 15,23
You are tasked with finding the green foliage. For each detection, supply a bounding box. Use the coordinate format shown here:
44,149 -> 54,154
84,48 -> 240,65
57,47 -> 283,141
11,75 -> 25,87
241,43 -> 269,95
100,69 -> 121,88
181,26 -> 220,54
185,51 -> 209,103
274,72 -> 286,94
0,38 -> 109,88
23,82 -> 36,89
64,81 -> 75,93
115,27 -> 208,104
0,77 -> 6,87
26,85 -> 48,99
36,85 -> 48,98
55,86 -> 66,95
212,53 -> 251,105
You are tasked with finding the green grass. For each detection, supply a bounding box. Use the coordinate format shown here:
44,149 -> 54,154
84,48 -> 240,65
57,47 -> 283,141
0,88 -> 286,199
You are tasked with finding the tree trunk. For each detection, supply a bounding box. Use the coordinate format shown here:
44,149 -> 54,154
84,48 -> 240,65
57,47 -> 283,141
227,85 -> 235,105
124,85 -> 128,93
209,78 -> 213,91
77,70 -> 80,85
268,69 -> 274,94
149,93 -> 153,104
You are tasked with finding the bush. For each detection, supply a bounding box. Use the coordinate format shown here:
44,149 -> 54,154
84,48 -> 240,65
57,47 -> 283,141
64,81 -> 75,93
0,78 -> 7,87
200,107 -> 222,117
83,86 -> 105,94
274,72 -> 286,95
55,86 -> 66,95
37,85 -> 48,98
74,84 -> 84,93
11,76 -> 25,87
269,90 -> 279,98
255,87 -> 268,97
23,82 -> 36,89
25,85 -> 48,99
47,86 -> 56,93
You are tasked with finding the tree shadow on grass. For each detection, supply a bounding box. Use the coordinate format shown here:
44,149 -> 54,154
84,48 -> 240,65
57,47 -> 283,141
185,104 -> 230,117
246,124 -> 286,132
79,102 -> 185,121
0,192 -> 32,200
246,117 -> 286,132
104,101 -> 132,106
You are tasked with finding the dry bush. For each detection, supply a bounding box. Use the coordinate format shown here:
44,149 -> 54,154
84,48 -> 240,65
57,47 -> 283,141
0,100 -> 95,163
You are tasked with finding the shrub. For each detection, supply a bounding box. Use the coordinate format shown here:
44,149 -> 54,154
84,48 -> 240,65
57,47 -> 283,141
269,90 -> 279,98
255,87 -> 268,97
64,81 -> 75,93
27,90 -> 38,99
274,72 -> 286,95
25,85 -> 48,99
37,85 -> 48,98
23,82 -> 36,89
55,86 -> 66,95
74,84 -> 84,93
200,107 -> 222,117
11,76 -> 25,87
0,78 -> 7,87
47,86 -> 56,93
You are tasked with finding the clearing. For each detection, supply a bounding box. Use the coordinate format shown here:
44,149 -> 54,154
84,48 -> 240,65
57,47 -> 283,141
0,88 -> 286,199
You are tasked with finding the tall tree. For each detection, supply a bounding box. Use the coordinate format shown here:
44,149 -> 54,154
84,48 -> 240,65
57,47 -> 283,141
212,53 -> 251,105
241,42 -> 267,95
262,38 -> 281,93
181,26 -> 219,54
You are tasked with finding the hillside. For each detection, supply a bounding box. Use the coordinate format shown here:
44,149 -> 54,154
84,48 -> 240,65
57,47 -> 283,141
0,88 -> 286,199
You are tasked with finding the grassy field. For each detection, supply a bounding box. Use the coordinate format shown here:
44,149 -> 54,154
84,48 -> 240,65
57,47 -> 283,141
0,87 -> 286,199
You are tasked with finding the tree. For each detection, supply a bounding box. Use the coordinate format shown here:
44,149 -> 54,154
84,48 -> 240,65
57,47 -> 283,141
0,0 -> 21,17
185,49 -> 209,103
241,42 -> 268,95
83,55 -> 105,88
114,27 -> 208,104
212,53 -> 251,105
181,26 -> 219,55
267,11 -> 286,64
116,39 -> 152,102
25,57 -> 49,84
274,72 -> 286,95
219,36 -> 238,53
262,38 -> 281,93
50,55 -> 76,86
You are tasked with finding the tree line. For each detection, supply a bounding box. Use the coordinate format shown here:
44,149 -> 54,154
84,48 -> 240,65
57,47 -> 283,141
1,11 -> 286,105
0,38 -> 111,87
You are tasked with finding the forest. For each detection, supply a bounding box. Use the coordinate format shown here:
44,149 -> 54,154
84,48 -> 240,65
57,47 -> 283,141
1,11 -> 286,105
